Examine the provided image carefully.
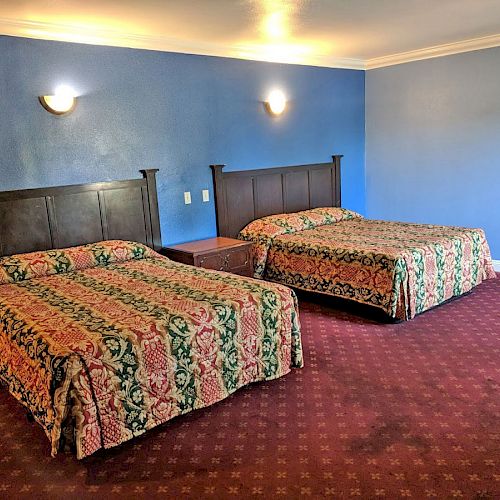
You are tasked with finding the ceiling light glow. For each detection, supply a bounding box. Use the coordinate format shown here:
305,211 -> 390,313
264,11 -> 286,39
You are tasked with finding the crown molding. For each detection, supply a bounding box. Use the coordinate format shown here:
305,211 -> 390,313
366,33 -> 500,69
0,18 -> 232,55
1,17 -> 499,71
0,17 -> 365,70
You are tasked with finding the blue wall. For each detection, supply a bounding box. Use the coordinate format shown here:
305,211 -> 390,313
2,36 -> 498,258
366,47 -> 500,258
0,36 -> 365,245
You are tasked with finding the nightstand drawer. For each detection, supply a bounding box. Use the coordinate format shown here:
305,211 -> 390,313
197,252 -> 225,270
225,247 -> 250,269
198,247 -> 251,275
225,247 -> 252,276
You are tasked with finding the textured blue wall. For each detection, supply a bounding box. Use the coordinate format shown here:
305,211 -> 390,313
366,47 -> 500,258
0,36 -> 365,245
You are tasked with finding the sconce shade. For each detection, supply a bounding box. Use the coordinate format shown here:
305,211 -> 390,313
39,86 -> 76,115
265,89 -> 287,116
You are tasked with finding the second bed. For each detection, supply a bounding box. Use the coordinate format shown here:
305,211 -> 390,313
211,157 -> 495,320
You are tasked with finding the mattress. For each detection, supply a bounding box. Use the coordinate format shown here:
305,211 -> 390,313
239,208 -> 496,320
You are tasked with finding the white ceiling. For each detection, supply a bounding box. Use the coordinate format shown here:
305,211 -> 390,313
1,0 -> 500,69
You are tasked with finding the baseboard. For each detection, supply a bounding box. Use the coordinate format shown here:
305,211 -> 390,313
493,260 -> 500,272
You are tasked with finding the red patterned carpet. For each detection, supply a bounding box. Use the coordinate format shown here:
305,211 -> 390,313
0,277 -> 499,499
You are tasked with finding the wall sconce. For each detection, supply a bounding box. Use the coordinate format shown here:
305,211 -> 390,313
265,89 -> 287,116
39,85 -> 77,115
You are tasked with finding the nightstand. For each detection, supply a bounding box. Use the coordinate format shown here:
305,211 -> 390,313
160,237 -> 253,277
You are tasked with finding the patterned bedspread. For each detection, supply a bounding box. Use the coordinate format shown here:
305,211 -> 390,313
239,208 -> 496,320
0,241 -> 302,459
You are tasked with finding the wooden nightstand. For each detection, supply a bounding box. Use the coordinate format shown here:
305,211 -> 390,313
160,237 -> 253,277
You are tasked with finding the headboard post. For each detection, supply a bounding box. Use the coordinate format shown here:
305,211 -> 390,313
332,154 -> 343,208
140,169 -> 162,251
210,164 -> 228,237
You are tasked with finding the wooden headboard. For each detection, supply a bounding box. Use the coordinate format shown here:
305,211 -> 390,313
0,169 -> 162,257
211,155 -> 342,238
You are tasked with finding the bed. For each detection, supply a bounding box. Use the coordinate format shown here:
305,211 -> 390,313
0,171 -> 302,459
211,157 -> 496,320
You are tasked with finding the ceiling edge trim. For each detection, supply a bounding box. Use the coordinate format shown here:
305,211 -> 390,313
0,17 -> 365,70
1,18 -> 499,71
366,33 -> 500,69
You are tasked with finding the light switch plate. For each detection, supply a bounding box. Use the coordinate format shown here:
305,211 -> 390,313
202,189 -> 210,202
184,191 -> 192,204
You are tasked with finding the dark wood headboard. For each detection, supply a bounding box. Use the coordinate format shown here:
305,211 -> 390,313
0,169 -> 162,257
211,155 -> 342,238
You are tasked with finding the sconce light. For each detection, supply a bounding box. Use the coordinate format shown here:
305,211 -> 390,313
39,85 -> 77,115
265,89 -> 287,116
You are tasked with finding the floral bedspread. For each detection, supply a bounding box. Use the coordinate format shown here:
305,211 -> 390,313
239,208 -> 496,320
0,241 -> 302,459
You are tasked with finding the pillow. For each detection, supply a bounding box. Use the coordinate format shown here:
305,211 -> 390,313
240,207 -> 362,241
0,240 -> 157,285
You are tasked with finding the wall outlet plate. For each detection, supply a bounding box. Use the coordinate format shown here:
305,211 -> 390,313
184,191 -> 192,204
202,189 -> 210,202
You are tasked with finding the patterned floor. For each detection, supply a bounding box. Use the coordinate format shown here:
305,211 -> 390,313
0,276 -> 498,499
